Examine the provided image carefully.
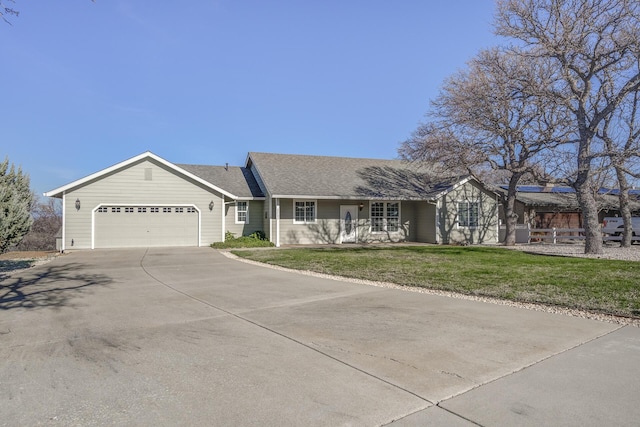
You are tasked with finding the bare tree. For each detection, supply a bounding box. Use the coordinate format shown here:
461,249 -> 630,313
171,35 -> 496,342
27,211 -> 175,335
0,0 -> 18,24
496,0 -> 640,254
598,74 -> 640,246
400,48 -> 567,245
16,197 -> 62,251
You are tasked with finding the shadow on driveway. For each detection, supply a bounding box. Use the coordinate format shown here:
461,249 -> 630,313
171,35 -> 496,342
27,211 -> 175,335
0,262 -> 112,310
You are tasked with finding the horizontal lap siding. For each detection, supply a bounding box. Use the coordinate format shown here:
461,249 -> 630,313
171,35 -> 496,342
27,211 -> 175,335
416,202 -> 437,243
439,181 -> 498,244
225,201 -> 265,238
63,159 -> 224,249
276,199 -> 415,245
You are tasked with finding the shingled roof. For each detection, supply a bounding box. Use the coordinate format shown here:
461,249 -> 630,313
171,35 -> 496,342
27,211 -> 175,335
246,152 -> 471,200
495,185 -> 640,212
177,164 -> 264,198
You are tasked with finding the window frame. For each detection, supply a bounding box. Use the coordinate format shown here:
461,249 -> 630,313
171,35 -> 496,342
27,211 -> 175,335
370,201 -> 401,233
235,201 -> 249,224
457,200 -> 480,228
293,200 -> 317,224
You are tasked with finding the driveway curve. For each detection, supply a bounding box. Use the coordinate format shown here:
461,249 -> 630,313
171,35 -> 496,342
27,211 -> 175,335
1,247 -> 637,426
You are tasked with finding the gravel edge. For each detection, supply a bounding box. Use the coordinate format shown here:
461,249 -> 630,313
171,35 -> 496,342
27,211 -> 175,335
220,250 -> 640,327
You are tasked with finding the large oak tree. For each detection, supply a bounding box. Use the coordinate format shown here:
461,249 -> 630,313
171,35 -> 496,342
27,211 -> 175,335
400,48 -> 567,245
496,0 -> 640,253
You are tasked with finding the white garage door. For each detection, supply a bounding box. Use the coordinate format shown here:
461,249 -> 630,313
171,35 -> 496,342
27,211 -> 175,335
94,205 -> 199,248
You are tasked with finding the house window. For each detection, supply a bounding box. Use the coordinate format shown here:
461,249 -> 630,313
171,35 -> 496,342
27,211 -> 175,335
163,207 -> 171,213
111,207 -> 121,213
458,201 -> 479,227
236,201 -> 249,224
294,200 -> 316,224
187,207 -> 196,213
138,207 -> 147,213
125,207 -> 134,213
97,207 -> 108,213
370,202 -> 400,232
150,207 -> 159,213
175,207 -> 183,213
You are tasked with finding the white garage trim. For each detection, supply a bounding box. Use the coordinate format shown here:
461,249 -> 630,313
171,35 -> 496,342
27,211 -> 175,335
45,152 -> 238,200
62,192 -> 67,252
91,203 -> 202,249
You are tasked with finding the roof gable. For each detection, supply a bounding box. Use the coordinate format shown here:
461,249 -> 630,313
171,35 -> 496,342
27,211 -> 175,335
44,151 -> 238,199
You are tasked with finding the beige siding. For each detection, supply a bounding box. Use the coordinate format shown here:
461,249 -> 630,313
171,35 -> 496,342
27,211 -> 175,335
63,158 -> 225,249
249,164 -> 271,239
276,199 -> 413,245
438,181 -> 499,244
416,202 -> 438,243
225,200 -> 265,238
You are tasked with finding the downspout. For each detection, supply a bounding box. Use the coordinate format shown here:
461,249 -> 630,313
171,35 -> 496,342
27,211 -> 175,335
275,198 -> 280,247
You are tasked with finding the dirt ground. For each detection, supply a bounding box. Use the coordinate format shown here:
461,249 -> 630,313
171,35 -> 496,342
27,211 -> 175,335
0,251 -> 59,261
0,251 -> 60,275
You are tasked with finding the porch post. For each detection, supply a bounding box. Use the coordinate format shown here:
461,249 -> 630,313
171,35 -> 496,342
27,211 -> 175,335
275,198 -> 280,247
61,192 -> 66,252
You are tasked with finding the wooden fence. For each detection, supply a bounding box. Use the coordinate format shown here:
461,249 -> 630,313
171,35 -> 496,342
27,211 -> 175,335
499,225 -> 640,244
527,228 -> 640,244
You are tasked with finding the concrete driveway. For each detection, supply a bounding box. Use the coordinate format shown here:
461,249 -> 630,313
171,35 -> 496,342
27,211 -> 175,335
1,247 -> 638,426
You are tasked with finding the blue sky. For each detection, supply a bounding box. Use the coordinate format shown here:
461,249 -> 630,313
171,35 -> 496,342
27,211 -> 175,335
2,1 -> 500,196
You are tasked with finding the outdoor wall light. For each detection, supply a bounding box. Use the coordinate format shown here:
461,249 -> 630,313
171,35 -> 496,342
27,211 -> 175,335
75,198 -> 81,211
209,200 -> 214,211
359,202 -> 364,211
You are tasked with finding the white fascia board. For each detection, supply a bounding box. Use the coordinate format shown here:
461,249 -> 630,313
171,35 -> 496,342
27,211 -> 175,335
431,176 -> 474,200
271,195 -> 427,201
271,195 -> 366,200
44,151 -> 238,199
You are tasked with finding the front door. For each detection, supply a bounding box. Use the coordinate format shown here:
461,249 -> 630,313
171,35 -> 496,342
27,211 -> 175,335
340,205 -> 358,243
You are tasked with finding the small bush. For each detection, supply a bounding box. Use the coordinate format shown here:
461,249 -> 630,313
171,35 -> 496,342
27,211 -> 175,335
211,230 -> 274,249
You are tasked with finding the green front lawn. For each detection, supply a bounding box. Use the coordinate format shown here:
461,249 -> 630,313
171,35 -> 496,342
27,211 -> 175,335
232,246 -> 640,317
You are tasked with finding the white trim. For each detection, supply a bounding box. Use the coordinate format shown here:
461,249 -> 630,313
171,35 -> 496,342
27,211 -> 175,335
369,201 -> 401,233
235,201 -> 249,224
456,200 -> 480,229
272,194 -> 416,201
435,199 -> 440,244
339,205 -> 359,244
91,203 -> 202,249
62,193 -> 66,251
293,199 -> 317,224
268,197 -> 273,243
430,176 -> 474,200
221,198 -> 225,242
44,151 -> 238,200
275,198 -> 280,247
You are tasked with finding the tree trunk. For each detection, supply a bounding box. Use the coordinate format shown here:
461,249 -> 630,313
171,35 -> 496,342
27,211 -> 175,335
503,173 -> 522,246
615,167 -> 633,247
575,178 -> 603,254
